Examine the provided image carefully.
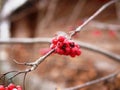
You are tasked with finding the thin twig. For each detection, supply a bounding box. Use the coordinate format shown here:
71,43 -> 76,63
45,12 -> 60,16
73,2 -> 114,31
23,72 -> 27,90
0,48 -> 54,86
13,59 -> 27,65
33,49 -> 55,65
0,71 -> 18,85
9,71 -> 25,80
5,49 -> 54,81
64,71 -> 120,90
0,71 -> 18,80
89,21 -> 120,30
75,40 -> 120,62
69,0 -> 118,38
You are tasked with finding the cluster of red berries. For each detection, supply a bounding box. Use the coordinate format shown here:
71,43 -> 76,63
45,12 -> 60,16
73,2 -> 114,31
50,35 -> 81,57
0,83 -> 22,90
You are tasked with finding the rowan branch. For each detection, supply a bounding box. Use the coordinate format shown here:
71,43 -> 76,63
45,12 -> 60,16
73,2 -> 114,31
0,49 -> 54,89
64,71 -> 120,90
69,0 -> 118,38
75,40 -> 120,62
0,38 -> 51,44
25,49 -> 55,66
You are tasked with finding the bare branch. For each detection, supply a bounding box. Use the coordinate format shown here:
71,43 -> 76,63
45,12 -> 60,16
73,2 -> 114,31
69,0 -> 119,38
26,49 -> 55,66
88,21 -> 120,30
9,71 -> 25,80
0,48 -> 54,86
23,72 -> 27,90
0,38 -> 51,44
13,59 -> 27,65
64,71 -> 120,90
0,38 -> 120,62
0,71 -> 18,80
75,40 -> 120,62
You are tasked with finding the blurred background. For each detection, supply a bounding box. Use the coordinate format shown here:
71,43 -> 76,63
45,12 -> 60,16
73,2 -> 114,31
0,0 -> 120,90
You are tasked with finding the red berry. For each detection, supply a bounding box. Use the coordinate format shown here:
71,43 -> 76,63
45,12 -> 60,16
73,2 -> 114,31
75,44 -> 79,48
57,42 -> 63,48
8,83 -> 16,90
56,48 -> 64,55
70,53 -> 76,57
58,36 -> 65,42
71,47 -> 77,52
63,40 -> 69,47
76,50 -> 81,55
52,38 -> 58,44
66,47 -> 71,52
5,87 -> 9,90
69,41 -> 75,48
0,85 -> 5,90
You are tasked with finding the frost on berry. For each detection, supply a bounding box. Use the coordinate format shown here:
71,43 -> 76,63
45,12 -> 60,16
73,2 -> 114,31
13,88 -> 17,90
50,35 -> 81,57
16,85 -> 22,90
